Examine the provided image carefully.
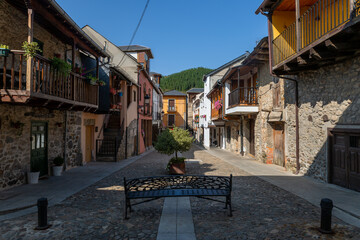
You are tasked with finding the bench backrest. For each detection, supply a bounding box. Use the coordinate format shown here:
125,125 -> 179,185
124,175 -> 232,193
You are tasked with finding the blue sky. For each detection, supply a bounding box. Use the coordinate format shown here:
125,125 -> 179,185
57,0 -> 267,76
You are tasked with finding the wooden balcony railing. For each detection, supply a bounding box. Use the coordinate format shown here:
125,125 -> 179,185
273,0 -> 353,66
228,87 -> 258,107
0,50 -> 98,106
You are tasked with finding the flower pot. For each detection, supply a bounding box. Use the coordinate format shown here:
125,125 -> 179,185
0,48 -> 10,57
169,162 -> 186,175
27,171 -> 40,184
53,166 -> 63,176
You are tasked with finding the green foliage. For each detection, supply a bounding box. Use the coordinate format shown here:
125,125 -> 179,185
22,41 -> 42,60
154,127 -> 194,159
0,44 -> 9,49
53,156 -> 64,166
160,67 -> 212,92
51,57 -> 72,75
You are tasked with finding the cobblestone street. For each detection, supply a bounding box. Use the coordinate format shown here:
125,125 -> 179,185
0,145 -> 359,239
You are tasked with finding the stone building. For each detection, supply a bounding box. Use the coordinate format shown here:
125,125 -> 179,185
0,0 -> 108,189
257,0 -> 360,192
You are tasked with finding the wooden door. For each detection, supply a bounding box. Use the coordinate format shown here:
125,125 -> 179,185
168,115 -> 175,127
85,125 -> 94,162
331,132 -> 360,192
31,122 -> 48,177
273,124 -> 285,167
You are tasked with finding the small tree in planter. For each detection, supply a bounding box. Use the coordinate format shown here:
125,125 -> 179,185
53,156 -> 64,176
154,127 -> 194,175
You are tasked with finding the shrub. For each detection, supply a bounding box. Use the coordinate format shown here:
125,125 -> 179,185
53,156 -> 64,166
154,127 -> 194,160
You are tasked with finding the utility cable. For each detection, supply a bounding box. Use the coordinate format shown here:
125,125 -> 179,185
117,0 -> 150,68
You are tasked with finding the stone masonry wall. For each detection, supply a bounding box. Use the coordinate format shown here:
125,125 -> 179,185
224,121 -> 240,154
284,55 -> 360,181
0,105 -> 65,189
65,111 -> 82,168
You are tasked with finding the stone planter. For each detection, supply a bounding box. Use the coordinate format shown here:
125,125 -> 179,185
169,162 -> 186,175
27,172 -> 40,184
53,166 -> 63,176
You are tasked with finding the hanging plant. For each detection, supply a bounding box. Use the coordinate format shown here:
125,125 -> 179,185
87,74 -> 98,85
51,57 -> 72,76
10,120 -> 25,136
214,99 -> 223,110
22,41 -> 42,60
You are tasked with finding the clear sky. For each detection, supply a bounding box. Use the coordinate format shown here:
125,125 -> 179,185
57,0 -> 267,76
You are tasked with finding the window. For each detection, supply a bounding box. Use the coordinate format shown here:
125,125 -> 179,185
168,115 -> 175,126
133,90 -> 136,102
168,99 -> 175,111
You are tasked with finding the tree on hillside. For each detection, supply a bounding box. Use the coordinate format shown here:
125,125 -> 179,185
160,67 -> 212,92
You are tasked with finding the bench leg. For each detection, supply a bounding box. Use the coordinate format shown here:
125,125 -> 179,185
124,197 -> 129,220
227,196 -> 233,217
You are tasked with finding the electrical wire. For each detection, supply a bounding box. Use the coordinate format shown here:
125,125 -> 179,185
116,0 -> 150,68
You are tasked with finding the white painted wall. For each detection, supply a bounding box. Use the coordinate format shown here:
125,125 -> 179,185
203,76 -> 211,148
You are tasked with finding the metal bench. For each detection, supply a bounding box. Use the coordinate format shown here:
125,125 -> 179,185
123,174 -> 232,219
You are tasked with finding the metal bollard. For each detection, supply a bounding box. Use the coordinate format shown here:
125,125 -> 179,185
35,198 -> 51,230
319,198 -> 333,234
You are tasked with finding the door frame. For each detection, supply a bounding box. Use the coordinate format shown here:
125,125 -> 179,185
30,121 -> 48,177
327,127 -> 360,184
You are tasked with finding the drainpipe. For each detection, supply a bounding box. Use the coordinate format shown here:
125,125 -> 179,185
276,75 -> 300,174
240,116 -> 244,156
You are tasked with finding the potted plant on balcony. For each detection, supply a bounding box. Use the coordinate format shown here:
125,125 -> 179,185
27,163 -> 41,184
97,80 -> 106,86
0,44 -> 10,57
22,41 -> 42,60
214,99 -> 223,110
51,57 -> 72,76
52,156 -> 64,176
154,127 -> 194,175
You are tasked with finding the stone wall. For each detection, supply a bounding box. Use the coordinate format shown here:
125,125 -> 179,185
284,55 -> 360,181
224,121 -> 240,154
0,0 -> 81,65
126,119 -> 138,158
65,111 -> 82,168
0,105 -> 65,189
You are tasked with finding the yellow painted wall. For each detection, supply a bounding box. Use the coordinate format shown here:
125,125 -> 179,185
162,96 -> 187,128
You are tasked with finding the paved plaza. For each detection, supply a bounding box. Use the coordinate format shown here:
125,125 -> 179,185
0,145 -> 359,239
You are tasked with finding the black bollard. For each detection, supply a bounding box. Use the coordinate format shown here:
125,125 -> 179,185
35,198 -> 51,230
319,198 -> 333,234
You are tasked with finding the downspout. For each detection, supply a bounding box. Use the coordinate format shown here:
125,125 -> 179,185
261,9 -> 301,174
240,116 -> 244,156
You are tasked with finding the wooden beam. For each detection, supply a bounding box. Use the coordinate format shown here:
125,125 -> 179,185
26,8 -> 34,92
309,48 -> 322,60
31,1 -> 101,58
297,56 -> 307,65
295,0 -> 301,52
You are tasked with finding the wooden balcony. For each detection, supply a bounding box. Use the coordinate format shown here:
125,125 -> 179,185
271,0 -> 360,74
226,87 -> 258,115
0,50 -> 98,111
211,108 -> 223,121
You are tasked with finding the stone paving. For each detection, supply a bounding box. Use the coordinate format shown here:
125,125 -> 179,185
0,145 -> 359,239
0,150 -> 171,240
182,146 -> 360,240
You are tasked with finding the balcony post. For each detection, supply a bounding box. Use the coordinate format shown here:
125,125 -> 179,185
26,8 -> 34,92
295,0 -> 302,51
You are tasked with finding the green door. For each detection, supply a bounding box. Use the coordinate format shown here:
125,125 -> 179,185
31,122 -> 48,177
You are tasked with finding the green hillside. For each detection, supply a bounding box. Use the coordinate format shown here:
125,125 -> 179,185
160,67 -> 212,92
